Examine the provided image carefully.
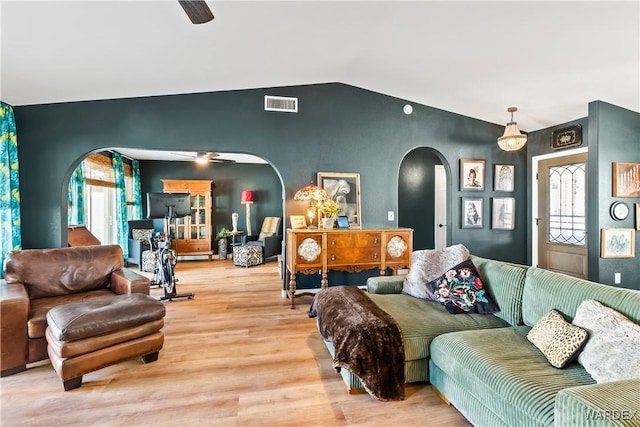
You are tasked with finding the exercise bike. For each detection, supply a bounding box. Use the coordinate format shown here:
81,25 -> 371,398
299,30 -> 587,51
149,231 -> 194,302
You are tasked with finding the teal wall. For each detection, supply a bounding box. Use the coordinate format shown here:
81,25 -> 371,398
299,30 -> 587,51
526,101 -> 640,289
14,83 -> 530,266
589,101 -> 640,289
139,161 -> 283,243
11,86 -> 638,289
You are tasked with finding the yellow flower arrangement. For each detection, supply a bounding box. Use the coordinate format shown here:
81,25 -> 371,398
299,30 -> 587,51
319,199 -> 341,219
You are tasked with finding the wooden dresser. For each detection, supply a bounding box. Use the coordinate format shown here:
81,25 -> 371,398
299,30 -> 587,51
285,228 -> 413,307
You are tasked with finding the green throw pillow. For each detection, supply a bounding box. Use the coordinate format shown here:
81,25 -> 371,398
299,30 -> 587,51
527,309 -> 589,369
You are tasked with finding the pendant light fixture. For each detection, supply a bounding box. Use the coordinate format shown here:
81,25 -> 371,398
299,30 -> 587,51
497,107 -> 527,151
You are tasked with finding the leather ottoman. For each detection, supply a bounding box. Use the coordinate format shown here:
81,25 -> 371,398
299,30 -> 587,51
233,245 -> 263,267
45,293 -> 165,391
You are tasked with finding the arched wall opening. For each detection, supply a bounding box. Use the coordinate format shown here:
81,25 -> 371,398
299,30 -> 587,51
60,148 -> 286,252
398,147 -> 451,250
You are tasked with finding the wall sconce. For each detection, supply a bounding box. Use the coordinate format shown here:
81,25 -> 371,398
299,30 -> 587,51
497,107 -> 527,151
293,184 -> 328,229
241,190 -> 254,235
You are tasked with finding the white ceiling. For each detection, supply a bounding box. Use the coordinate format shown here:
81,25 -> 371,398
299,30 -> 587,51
1,1 -> 639,141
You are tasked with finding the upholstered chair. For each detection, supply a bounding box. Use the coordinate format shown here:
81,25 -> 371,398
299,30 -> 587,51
244,217 -> 282,261
0,245 -> 151,377
126,219 -> 165,270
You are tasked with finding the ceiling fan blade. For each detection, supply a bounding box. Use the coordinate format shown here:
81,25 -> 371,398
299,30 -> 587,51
170,152 -> 196,159
211,158 -> 236,164
178,1 -> 214,24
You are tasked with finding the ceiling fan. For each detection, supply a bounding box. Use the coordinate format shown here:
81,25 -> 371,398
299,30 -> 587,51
178,1 -> 214,24
171,152 -> 236,164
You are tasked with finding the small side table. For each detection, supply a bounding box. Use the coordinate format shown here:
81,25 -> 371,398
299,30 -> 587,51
230,231 -> 245,260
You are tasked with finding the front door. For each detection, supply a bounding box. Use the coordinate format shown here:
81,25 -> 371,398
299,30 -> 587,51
537,153 -> 588,278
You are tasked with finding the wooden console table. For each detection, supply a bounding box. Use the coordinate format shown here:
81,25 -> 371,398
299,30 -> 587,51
285,228 -> 413,308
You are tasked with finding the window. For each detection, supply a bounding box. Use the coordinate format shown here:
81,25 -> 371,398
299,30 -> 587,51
81,152 -> 135,244
548,162 -> 586,245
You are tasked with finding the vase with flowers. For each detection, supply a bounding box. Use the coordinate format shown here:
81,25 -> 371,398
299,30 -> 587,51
215,227 -> 231,260
319,199 -> 341,229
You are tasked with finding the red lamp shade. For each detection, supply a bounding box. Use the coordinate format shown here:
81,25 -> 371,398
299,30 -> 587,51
241,190 -> 254,204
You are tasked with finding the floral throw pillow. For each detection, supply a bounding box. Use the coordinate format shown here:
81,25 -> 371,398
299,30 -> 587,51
425,259 -> 500,315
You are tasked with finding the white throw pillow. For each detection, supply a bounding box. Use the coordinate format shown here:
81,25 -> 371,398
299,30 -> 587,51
572,299 -> 640,383
402,244 -> 470,300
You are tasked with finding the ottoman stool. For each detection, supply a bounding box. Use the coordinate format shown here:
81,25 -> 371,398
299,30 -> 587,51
233,245 -> 263,267
141,249 -> 158,272
45,293 -> 165,391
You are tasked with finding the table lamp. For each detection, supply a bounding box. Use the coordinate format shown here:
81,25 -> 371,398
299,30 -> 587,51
293,184 -> 328,229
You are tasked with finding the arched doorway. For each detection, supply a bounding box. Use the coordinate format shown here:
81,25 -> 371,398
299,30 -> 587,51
63,149 -> 285,255
398,147 -> 450,250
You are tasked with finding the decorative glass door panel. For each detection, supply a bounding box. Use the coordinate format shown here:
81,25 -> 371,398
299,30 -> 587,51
537,153 -> 588,279
548,162 -> 586,245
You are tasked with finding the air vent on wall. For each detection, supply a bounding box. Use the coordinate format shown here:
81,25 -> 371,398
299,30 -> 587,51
264,95 -> 298,113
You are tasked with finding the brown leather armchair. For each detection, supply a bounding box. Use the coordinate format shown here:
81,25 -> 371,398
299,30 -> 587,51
0,245 -> 150,377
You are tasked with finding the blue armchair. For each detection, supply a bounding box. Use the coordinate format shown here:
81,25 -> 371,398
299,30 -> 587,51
126,219 -> 165,270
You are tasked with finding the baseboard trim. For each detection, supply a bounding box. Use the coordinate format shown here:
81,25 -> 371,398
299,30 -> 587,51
432,386 -> 451,405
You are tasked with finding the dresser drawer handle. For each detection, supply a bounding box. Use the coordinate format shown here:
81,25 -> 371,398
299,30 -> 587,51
373,253 -> 378,259
373,238 -> 379,244
331,240 -> 336,245
331,255 -> 336,261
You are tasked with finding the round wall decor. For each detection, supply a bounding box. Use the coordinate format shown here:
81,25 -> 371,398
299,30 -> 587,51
610,201 -> 629,221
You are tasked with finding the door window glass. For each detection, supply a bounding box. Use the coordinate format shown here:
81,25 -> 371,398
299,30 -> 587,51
548,162 -> 586,245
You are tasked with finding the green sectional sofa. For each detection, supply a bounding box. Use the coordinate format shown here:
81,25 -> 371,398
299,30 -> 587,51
322,255 -> 528,392
328,255 -> 640,426
429,262 -> 640,427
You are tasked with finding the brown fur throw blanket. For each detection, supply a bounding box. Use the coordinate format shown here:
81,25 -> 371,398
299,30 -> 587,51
309,286 -> 405,401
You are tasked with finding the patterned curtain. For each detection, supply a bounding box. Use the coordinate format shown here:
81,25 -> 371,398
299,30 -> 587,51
67,163 -> 86,225
112,152 -> 128,257
131,159 -> 143,220
0,102 -> 21,278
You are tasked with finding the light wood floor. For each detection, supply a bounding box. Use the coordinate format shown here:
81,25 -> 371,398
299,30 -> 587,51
1,259 -> 471,427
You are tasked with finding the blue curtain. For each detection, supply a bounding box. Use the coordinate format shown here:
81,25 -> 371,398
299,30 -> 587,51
131,159 -> 143,220
0,102 -> 21,277
67,163 -> 86,225
112,152 -> 128,257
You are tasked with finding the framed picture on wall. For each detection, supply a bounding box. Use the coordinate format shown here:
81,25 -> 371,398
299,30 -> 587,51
600,228 -> 635,258
492,197 -> 515,230
462,197 -> 483,228
460,159 -> 485,191
612,162 -> 640,197
636,203 -> 640,231
317,172 -> 362,228
494,164 -> 515,192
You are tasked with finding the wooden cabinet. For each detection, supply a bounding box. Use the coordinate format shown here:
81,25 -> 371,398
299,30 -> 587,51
286,228 -> 413,307
162,179 -> 213,260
